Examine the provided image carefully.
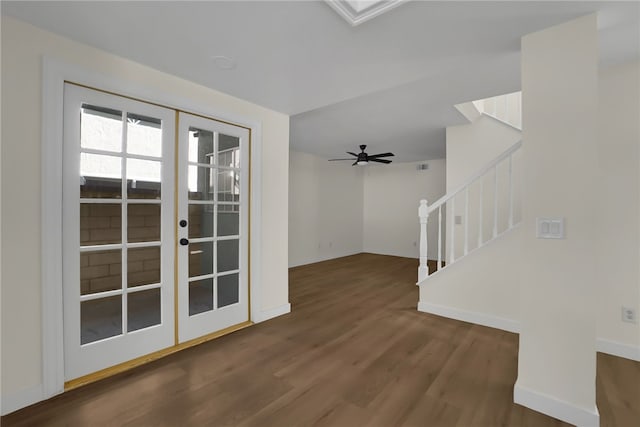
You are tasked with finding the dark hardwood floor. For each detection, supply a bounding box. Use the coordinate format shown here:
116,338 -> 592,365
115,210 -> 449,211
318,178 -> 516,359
2,253 -> 638,426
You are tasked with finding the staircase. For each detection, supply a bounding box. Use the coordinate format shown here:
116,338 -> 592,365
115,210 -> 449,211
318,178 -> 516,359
415,92 -> 523,331
417,140 -> 523,283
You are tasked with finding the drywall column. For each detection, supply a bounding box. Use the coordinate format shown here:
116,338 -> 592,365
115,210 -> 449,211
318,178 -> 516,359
515,15 -> 599,427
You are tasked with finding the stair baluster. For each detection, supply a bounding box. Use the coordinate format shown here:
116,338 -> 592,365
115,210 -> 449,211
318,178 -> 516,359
417,140 -> 523,283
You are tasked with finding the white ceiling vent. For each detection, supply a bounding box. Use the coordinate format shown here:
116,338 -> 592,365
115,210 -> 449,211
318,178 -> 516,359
325,0 -> 411,26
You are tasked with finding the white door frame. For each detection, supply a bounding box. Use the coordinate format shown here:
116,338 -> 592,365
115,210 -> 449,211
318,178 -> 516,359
41,57 -> 263,400
176,112 -> 250,342
62,84 -> 177,381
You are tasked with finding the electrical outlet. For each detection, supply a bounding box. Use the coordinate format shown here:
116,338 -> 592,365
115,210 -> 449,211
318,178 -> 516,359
621,306 -> 637,324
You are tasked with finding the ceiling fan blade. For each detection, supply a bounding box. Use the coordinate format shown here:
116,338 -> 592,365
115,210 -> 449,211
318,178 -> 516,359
328,158 -> 353,161
352,160 -> 359,166
369,158 -> 392,164
368,152 -> 394,159
346,152 -> 358,157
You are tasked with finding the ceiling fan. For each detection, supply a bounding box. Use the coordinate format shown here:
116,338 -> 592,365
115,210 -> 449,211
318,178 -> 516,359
329,145 -> 395,166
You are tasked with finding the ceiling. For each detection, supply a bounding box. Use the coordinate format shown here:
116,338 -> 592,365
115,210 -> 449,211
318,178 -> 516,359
2,1 -> 639,162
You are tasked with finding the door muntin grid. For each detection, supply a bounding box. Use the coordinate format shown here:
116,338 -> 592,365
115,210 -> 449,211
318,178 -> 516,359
79,104 -> 165,345
186,127 -> 242,316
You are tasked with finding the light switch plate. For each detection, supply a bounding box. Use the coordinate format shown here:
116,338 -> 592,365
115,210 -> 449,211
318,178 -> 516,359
536,217 -> 565,239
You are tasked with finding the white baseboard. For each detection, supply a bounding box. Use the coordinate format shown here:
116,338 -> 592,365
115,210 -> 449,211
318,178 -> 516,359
254,303 -> 291,323
1,384 -> 44,416
596,338 -> 640,362
418,301 -> 520,334
288,250 -> 362,268
514,381 -> 599,427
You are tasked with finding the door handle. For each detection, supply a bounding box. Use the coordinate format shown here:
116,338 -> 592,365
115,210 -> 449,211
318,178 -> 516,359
179,220 -> 187,227
180,238 -> 189,246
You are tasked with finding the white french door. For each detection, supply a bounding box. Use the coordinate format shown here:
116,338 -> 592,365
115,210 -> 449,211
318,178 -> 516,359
177,113 -> 250,342
62,85 -> 250,382
63,84 -> 176,380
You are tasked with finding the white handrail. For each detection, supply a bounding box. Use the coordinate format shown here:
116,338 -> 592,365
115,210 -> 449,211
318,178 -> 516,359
417,140 -> 523,282
427,140 -> 522,214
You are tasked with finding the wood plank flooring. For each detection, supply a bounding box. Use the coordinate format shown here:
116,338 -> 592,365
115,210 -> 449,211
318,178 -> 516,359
3,253 -> 638,426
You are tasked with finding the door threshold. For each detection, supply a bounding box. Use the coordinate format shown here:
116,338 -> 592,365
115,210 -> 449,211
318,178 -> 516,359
64,320 -> 253,391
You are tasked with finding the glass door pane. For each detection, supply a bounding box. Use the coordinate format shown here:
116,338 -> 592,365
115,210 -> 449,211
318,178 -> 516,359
177,113 -> 249,343
78,103 -> 165,341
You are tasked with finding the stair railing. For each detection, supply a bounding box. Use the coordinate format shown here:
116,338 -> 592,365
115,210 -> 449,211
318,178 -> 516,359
418,140 -> 523,282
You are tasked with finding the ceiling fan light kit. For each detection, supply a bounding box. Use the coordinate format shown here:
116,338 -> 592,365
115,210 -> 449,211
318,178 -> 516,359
329,145 -> 395,166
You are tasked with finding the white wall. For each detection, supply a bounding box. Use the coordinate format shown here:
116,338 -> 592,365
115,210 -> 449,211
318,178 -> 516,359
596,60 -> 640,351
288,151 -> 364,267
446,115 -> 521,191
1,16 -> 289,407
363,159 -> 446,260
517,15 -> 599,426
288,154 -> 446,265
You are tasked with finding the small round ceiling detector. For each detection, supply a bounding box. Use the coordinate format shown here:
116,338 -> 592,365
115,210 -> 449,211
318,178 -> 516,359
212,55 -> 237,70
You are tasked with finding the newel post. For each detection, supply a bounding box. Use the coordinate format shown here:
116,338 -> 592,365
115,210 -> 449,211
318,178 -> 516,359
418,199 -> 429,283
